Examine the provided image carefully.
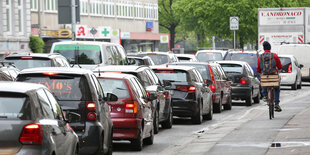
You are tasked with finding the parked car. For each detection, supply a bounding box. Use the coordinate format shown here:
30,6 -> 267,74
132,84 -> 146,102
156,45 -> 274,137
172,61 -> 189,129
278,55 -> 303,90
4,53 -> 70,70
93,65 -> 173,134
175,54 -> 198,62
0,82 -> 79,155
128,52 -> 179,65
127,56 -> 155,66
151,65 -> 213,124
195,50 -> 227,62
50,41 -> 128,70
16,67 -> 116,155
94,73 -> 155,151
169,62 -> 232,113
218,61 -> 260,106
0,62 -> 19,81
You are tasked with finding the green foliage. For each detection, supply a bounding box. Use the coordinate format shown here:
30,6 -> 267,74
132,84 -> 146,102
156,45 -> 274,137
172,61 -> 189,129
29,35 -> 44,53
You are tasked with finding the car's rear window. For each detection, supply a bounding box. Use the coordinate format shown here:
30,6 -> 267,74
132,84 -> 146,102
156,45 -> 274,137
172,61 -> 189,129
178,57 -> 191,62
279,57 -> 292,72
154,69 -> 188,83
17,74 -> 91,101
220,64 -> 243,74
54,44 -> 102,65
143,54 -> 169,65
197,52 -> 223,62
0,93 -> 31,120
5,57 -> 51,70
97,78 -> 130,99
224,53 -> 257,66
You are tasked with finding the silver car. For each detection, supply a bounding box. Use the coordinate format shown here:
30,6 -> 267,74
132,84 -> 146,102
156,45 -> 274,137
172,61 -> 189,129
0,82 -> 79,155
279,55 -> 303,90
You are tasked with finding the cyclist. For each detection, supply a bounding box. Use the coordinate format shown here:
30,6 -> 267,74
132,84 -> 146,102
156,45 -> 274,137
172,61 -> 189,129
257,41 -> 283,112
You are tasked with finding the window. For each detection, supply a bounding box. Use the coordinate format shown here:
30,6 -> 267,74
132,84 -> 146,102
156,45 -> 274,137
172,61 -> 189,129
5,0 -> 12,34
31,0 -> 38,11
80,0 -> 88,15
89,0 -> 102,15
17,0 -> 24,34
44,89 -> 64,120
44,0 -> 57,12
37,89 -> 54,119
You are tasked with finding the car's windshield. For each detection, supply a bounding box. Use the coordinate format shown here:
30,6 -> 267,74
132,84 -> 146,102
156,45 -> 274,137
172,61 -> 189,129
97,78 -> 130,99
197,52 -> 223,62
154,70 -> 188,83
279,57 -> 292,73
17,75 -> 91,100
4,58 -> 51,70
224,53 -> 257,66
142,54 -> 169,65
54,44 -> 102,65
0,93 -> 31,120
220,64 -> 243,74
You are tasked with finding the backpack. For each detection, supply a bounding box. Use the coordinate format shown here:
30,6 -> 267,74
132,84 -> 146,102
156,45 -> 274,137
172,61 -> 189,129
260,53 -> 276,74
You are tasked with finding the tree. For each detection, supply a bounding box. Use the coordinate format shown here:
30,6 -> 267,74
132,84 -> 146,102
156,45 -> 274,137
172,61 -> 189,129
29,35 -> 45,53
158,0 -> 180,50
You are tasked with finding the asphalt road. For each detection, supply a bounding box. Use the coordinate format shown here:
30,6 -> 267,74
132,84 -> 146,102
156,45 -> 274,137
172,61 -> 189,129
112,84 -> 310,155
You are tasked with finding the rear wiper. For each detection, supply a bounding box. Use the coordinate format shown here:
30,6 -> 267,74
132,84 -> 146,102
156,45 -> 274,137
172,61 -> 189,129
0,116 -> 8,118
116,87 -> 126,90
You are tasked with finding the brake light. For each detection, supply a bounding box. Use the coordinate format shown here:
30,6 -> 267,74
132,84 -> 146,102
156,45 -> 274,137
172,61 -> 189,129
239,76 -> 249,85
209,85 -> 216,92
146,92 -> 150,97
21,56 -> 33,59
288,64 -> 292,73
163,92 -> 169,99
148,53 -> 157,55
87,112 -> 97,121
177,86 -> 196,93
103,71 -> 122,74
156,68 -> 174,71
42,72 -> 59,76
125,101 -> 138,113
19,124 -> 42,145
208,65 -> 215,84
87,102 -> 96,111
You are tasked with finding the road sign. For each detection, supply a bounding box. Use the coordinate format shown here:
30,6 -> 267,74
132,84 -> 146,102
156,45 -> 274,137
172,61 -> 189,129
90,27 -> 97,35
230,16 -> 239,30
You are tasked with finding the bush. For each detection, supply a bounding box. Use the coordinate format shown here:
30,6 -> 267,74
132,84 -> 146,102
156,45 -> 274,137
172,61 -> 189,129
29,35 -> 44,53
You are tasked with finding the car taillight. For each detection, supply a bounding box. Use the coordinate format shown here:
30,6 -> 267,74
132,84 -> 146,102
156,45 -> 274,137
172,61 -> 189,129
21,56 -> 33,59
86,102 -> 97,120
87,112 -> 97,121
288,64 -> 292,73
209,84 -> 216,92
239,76 -> 249,85
87,102 -> 96,111
42,72 -> 59,76
177,86 -> 196,93
208,65 -> 215,84
163,92 -> 169,99
125,101 -> 138,113
19,124 -> 42,145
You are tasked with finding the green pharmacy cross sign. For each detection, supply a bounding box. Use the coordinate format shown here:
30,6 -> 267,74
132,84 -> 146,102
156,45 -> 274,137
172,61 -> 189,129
102,28 -> 110,37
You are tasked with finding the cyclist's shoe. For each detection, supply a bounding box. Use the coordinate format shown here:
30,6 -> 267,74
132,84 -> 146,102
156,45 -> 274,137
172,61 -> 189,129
262,96 -> 267,102
275,105 -> 282,112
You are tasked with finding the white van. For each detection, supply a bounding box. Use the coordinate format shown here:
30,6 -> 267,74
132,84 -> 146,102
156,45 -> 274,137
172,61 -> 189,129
50,41 -> 128,70
277,44 -> 310,81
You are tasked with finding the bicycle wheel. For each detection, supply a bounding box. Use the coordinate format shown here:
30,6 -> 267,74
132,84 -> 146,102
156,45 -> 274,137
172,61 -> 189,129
270,88 -> 274,119
268,88 -> 275,120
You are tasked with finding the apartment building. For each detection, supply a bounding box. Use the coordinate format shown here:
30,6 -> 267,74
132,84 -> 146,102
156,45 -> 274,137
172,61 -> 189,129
0,0 -> 31,60
30,0 -> 169,53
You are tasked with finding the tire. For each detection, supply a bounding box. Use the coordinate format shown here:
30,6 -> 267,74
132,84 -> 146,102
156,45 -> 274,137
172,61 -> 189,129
144,128 -> 154,145
105,133 -> 113,155
253,91 -> 260,104
245,93 -> 252,106
223,95 -> 232,110
213,96 -> 222,113
131,130 -> 143,151
192,103 -> 202,124
161,106 -> 173,129
291,79 -> 297,90
153,108 -> 159,134
203,98 -> 213,120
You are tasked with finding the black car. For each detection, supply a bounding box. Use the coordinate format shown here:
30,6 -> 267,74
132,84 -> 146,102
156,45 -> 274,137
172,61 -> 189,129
0,82 -> 79,155
93,65 -> 173,134
17,67 -> 116,155
128,52 -> 179,65
217,61 -> 260,106
151,65 -> 213,124
4,53 -> 70,70
0,62 -> 19,81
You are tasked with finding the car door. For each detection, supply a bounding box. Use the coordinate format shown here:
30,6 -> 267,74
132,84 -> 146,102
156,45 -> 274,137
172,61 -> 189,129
210,65 -> 222,101
216,65 -> 231,104
245,64 -> 259,96
192,69 -> 210,114
293,56 -> 302,83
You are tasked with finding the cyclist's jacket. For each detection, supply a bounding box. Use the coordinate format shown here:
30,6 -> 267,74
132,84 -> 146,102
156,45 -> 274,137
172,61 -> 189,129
257,50 -> 282,74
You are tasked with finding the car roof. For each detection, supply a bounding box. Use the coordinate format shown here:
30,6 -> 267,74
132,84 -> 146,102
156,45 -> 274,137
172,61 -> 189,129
278,54 -> 294,58
19,67 -> 93,75
226,50 -> 258,54
196,50 -> 226,54
137,52 -> 173,56
175,54 -> 196,58
150,65 -> 195,71
95,73 -> 136,79
52,41 -> 117,46
0,81 -> 46,93
170,62 -> 210,66
216,60 -> 248,66
94,65 -> 149,73
6,52 -> 62,58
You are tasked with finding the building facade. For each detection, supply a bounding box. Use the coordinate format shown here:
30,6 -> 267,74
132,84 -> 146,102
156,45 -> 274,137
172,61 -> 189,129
30,0 -> 169,53
0,0 -> 31,60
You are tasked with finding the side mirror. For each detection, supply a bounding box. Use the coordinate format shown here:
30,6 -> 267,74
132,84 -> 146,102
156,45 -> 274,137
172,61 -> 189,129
300,64 -> 304,68
105,93 -> 118,102
147,92 -> 157,101
65,111 -> 81,123
163,80 -> 172,87
204,79 -> 213,85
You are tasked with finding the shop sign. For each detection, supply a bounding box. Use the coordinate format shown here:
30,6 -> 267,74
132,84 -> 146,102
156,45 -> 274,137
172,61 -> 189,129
259,10 -> 304,25
146,21 -> 153,31
76,25 -> 112,39
121,32 -> 130,39
160,35 -> 169,43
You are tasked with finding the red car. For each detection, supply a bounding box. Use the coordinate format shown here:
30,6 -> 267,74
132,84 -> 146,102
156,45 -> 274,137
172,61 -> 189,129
94,73 -> 155,151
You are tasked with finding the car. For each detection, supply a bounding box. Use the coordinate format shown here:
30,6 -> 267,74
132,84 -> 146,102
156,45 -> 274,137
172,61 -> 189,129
175,54 -> 198,62
169,62 -> 232,113
0,62 -> 20,81
16,67 -> 116,155
50,41 -> 128,70
94,73 -> 155,151
4,53 -> 70,70
217,61 -> 261,106
0,82 -> 79,155
151,65 -> 213,124
128,52 -> 179,65
127,56 -> 155,66
195,50 -> 227,62
278,55 -> 303,90
223,50 -> 260,77
93,65 -> 173,134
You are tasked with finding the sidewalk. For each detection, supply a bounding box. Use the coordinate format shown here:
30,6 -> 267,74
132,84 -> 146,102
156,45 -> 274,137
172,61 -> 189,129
266,106 -> 310,155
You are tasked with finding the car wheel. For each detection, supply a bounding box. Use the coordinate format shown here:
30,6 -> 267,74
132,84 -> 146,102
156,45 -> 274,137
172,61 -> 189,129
203,98 -> 213,120
246,92 -> 252,106
105,133 -> 113,155
297,80 -> 302,89
253,91 -> 260,104
144,128 -> 154,145
192,102 -> 202,124
291,79 -> 297,90
223,95 -> 232,110
96,134 -> 104,155
153,108 -> 159,134
161,106 -> 173,129
213,96 -> 222,113
131,130 -> 143,151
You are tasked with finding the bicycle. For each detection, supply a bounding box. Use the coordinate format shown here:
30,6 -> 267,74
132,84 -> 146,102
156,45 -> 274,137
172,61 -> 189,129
267,86 -> 275,119
260,74 -> 279,120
